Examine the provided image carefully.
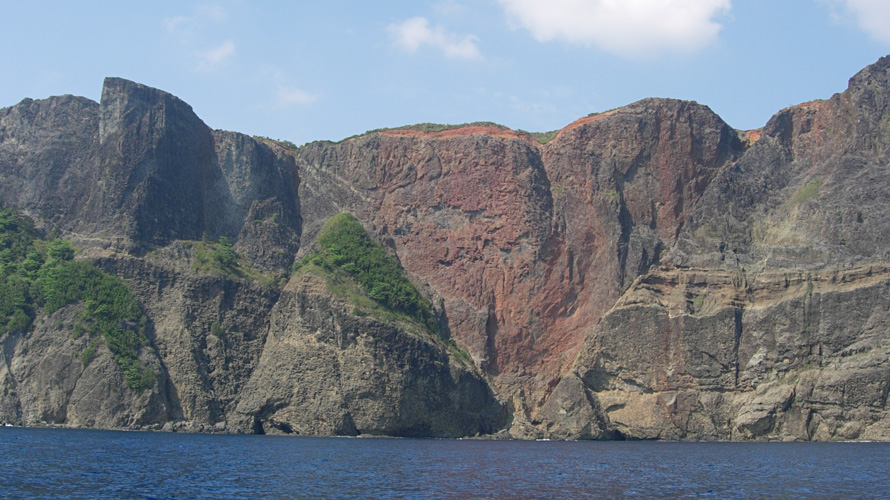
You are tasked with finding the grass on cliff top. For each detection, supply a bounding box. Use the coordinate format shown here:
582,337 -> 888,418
294,213 -> 438,335
253,135 -> 301,153
297,261 -> 431,336
0,206 -> 155,393
339,122 -> 561,144
517,129 -> 560,144
189,236 -> 278,287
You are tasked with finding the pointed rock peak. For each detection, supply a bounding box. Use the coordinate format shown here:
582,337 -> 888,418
100,77 -> 201,126
762,54 -> 890,143
101,77 -> 190,110
99,77 -> 208,143
847,54 -> 890,92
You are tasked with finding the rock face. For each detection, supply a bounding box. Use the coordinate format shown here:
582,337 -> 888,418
297,99 -> 744,417
0,77 -> 502,436
539,266 -> 890,441
0,78 -> 300,254
1,57 -> 890,440
537,56 -> 890,441
232,273 -> 502,437
1,304 -> 169,429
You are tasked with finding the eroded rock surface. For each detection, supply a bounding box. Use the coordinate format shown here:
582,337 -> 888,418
1,57 -> 890,440
232,273 -> 502,437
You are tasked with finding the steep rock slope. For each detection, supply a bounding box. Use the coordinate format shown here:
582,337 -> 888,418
296,98 -> 746,425
1,57 -> 890,440
0,78 -> 300,258
537,56 -> 890,440
232,272 -> 502,437
1,302 -> 170,429
0,79 -> 502,436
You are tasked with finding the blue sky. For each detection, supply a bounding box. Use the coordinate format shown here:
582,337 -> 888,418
1,1 -> 889,145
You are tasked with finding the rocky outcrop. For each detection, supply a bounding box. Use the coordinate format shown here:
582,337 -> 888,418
0,78 -> 502,435
0,78 -> 301,256
232,272 -> 502,437
2,57 -> 890,440
535,56 -> 890,441
296,99 -> 745,417
214,130 -> 301,270
673,58 -> 890,270
0,303 -> 170,429
537,265 -> 890,441
0,94 -> 100,229
0,244 -> 503,434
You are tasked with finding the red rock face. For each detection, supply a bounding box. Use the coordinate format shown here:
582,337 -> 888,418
533,99 -> 744,398
298,98 -> 746,408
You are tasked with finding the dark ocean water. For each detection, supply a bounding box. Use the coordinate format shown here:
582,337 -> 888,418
1,427 -> 888,499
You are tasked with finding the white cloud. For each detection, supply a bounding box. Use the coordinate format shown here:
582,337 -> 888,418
828,0 -> 890,43
195,4 -> 227,23
275,86 -> 319,107
196,40 -> 235,71
497,0 -> 731,58
434,0 -> 467,16
163,4 -> 227,37
164,5 -> 238,72
163,15 -> 190,33
261,69 -> 320,109
388,17 -> 482,60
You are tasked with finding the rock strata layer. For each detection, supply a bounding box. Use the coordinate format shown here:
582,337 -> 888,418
1,57 -> 890,440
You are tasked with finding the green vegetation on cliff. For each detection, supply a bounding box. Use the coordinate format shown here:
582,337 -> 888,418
295,213 -> 438,334
516,129 -> 560,144
341,121 -> 560,144
782,177 -> 824,209
192,236 -> 240,276
253,135 -> 300,153
188,236 -> 278,287
0,207 -> 155,392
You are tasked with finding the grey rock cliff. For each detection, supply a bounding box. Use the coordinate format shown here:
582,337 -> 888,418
0,78 -> 301,254
232,273 -> 502,437
2,58 -> 890,440
0,77 -> 502,436
536,56 -> 890,441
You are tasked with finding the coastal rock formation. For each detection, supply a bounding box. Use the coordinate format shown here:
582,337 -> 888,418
1,56 -> 890,440
232,272 -> 502,437
297,97 -> 745,419
0,79 -> 501,436
536,56 -> 890,441
538,266 -> 890,440
0,78 -> 300,254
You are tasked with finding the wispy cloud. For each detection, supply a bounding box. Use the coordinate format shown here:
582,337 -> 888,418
163,4 -> 236,72
195,3 -> 227,23
196,40 -> 236,71
824,0 -> 890,43
388,17 -> 482,60
497,0 -> 731,59
434,0 -> 467,16
163,15 -> 190,34
275,86 -> 319,107
258,69 -> 320,110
